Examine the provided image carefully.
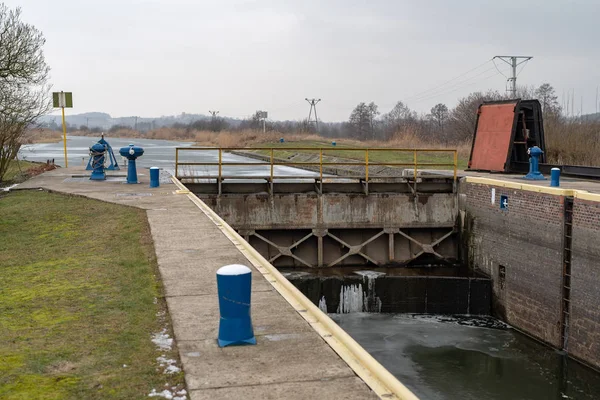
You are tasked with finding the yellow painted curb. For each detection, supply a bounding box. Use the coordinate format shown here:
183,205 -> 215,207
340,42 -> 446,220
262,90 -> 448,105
464,176 -> 576,196
465,176 -> 600,203
575,190 -> 600,202
171,177 -> 418,400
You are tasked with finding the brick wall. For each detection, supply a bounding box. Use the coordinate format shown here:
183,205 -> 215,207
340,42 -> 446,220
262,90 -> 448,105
461,182 -> 564,348
570,198 -> 600,367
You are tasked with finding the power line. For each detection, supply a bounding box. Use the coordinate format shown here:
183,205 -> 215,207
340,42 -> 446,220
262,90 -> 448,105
403,59 -> 493,102
410,65 -> 512,104
409,65 -> 499,102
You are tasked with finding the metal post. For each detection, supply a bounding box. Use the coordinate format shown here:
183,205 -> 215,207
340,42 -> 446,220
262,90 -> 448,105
175,149 -> 179,178
270,148 -> 274,181
453,151 -> 458,182
61,106 -> 68,167
413,151 -> 417,180
494,56 -> 532,98
413,150 -> 418,193
218,149 -> 222,180
365,149 -> 369,182
218,148 -> 222,195
511,57 -> 517,96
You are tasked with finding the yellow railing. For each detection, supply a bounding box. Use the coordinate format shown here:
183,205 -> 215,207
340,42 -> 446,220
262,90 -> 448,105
175,147 -> 458,183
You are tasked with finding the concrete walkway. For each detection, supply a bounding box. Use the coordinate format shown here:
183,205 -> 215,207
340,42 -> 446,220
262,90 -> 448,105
16,167 -> 377,400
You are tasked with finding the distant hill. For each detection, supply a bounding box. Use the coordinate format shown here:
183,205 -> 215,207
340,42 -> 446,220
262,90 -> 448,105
582,112 -> 600,121
38,112 -> 243,131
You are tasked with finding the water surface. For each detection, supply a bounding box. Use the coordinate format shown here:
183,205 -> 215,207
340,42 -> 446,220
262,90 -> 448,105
331,313 -> 600,400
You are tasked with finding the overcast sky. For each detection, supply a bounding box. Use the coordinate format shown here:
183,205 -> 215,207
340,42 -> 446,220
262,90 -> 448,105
7,0 -> 600,121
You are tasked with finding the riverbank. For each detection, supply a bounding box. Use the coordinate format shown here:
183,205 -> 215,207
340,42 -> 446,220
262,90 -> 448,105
1,160 -> 57,185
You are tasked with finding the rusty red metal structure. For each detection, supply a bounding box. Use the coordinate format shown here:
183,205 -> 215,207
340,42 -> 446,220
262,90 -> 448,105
468,99 -> 546,173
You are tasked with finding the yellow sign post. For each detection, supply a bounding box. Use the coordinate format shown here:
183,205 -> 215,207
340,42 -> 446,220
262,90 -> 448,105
52,91 -> 73,167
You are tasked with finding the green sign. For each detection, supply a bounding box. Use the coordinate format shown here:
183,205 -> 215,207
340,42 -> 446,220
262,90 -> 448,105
52,92 -> 73,108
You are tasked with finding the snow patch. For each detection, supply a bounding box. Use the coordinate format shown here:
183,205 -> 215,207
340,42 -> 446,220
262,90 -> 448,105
157,356 -> 181,374
148,388 -> 186,399
152,329 -> 173,351
217,264 -> 251,276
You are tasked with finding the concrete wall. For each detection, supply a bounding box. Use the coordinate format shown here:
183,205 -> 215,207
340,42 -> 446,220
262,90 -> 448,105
200,192 -> 456,230
461,181 -> 564,348
570,198 -> 600,367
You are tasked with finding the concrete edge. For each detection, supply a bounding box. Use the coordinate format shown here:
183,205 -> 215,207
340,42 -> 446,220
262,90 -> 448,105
170,176 -> 418,400
464,176 -> 600,202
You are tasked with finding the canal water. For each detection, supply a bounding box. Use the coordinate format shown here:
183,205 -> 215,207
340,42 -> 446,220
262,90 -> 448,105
19,135 -> 320,178
331,313 -> 600,400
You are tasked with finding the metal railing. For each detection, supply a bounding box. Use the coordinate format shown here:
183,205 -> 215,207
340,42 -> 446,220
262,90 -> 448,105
175,147 -> 457,183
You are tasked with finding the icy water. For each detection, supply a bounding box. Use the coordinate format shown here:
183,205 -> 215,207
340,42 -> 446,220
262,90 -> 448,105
331,313 -> 600,400
19,136 -> 321,178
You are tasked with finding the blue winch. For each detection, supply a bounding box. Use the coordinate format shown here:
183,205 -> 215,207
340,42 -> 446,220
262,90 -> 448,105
86,134 -> 120,175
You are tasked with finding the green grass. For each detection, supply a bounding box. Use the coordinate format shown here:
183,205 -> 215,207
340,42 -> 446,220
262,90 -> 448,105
2,160 -> 40,183
0,191 -> 184,399
249,140 -> 468,170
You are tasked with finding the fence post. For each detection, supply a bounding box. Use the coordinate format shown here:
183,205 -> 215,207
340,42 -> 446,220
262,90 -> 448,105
453,150 -> 457,182
365,149 -> 369,182
175,148 -> 179,179
218,148 -> 222,180
270,148 -> 274,181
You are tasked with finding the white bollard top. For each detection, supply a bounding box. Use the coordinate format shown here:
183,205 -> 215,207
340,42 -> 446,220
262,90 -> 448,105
217,264 -> 252,276
551,167 -> 561,171
150,167 -> 159,170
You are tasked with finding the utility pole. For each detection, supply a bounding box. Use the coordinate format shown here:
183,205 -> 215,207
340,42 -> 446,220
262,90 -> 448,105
134,116 -> 138,131
305,98 -> 321,132
209,110 -> 219,131
493,56 -> 533,97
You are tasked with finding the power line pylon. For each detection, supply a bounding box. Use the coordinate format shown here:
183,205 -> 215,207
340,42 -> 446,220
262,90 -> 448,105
493,56 -> 533,97
305,98 -> 321,132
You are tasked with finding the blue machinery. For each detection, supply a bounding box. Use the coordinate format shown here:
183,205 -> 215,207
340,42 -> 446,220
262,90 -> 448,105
87,136 -> 146,184
524,146 -> 546,181
87,135 -> 120,180
119,144 -> 144,184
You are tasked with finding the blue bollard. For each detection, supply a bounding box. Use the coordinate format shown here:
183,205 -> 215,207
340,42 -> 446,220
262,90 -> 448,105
551,168 -> 561,187
524,146 -> 546,180
279,138 -> 284,143
217,264 -> 256,347
119,144 -> 144,184
150,167 -> 160,188
332,141 -> 336,146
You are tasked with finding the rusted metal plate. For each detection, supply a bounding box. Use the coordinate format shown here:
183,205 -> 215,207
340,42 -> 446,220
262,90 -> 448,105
469,101 -> 518,172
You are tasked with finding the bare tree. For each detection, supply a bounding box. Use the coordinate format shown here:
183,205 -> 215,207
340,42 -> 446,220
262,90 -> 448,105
428,103 -> 448,142
349,102 -> 379,140
535,83 -> 561,116
0,4 -> 51,182
382,101 -> 417,139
